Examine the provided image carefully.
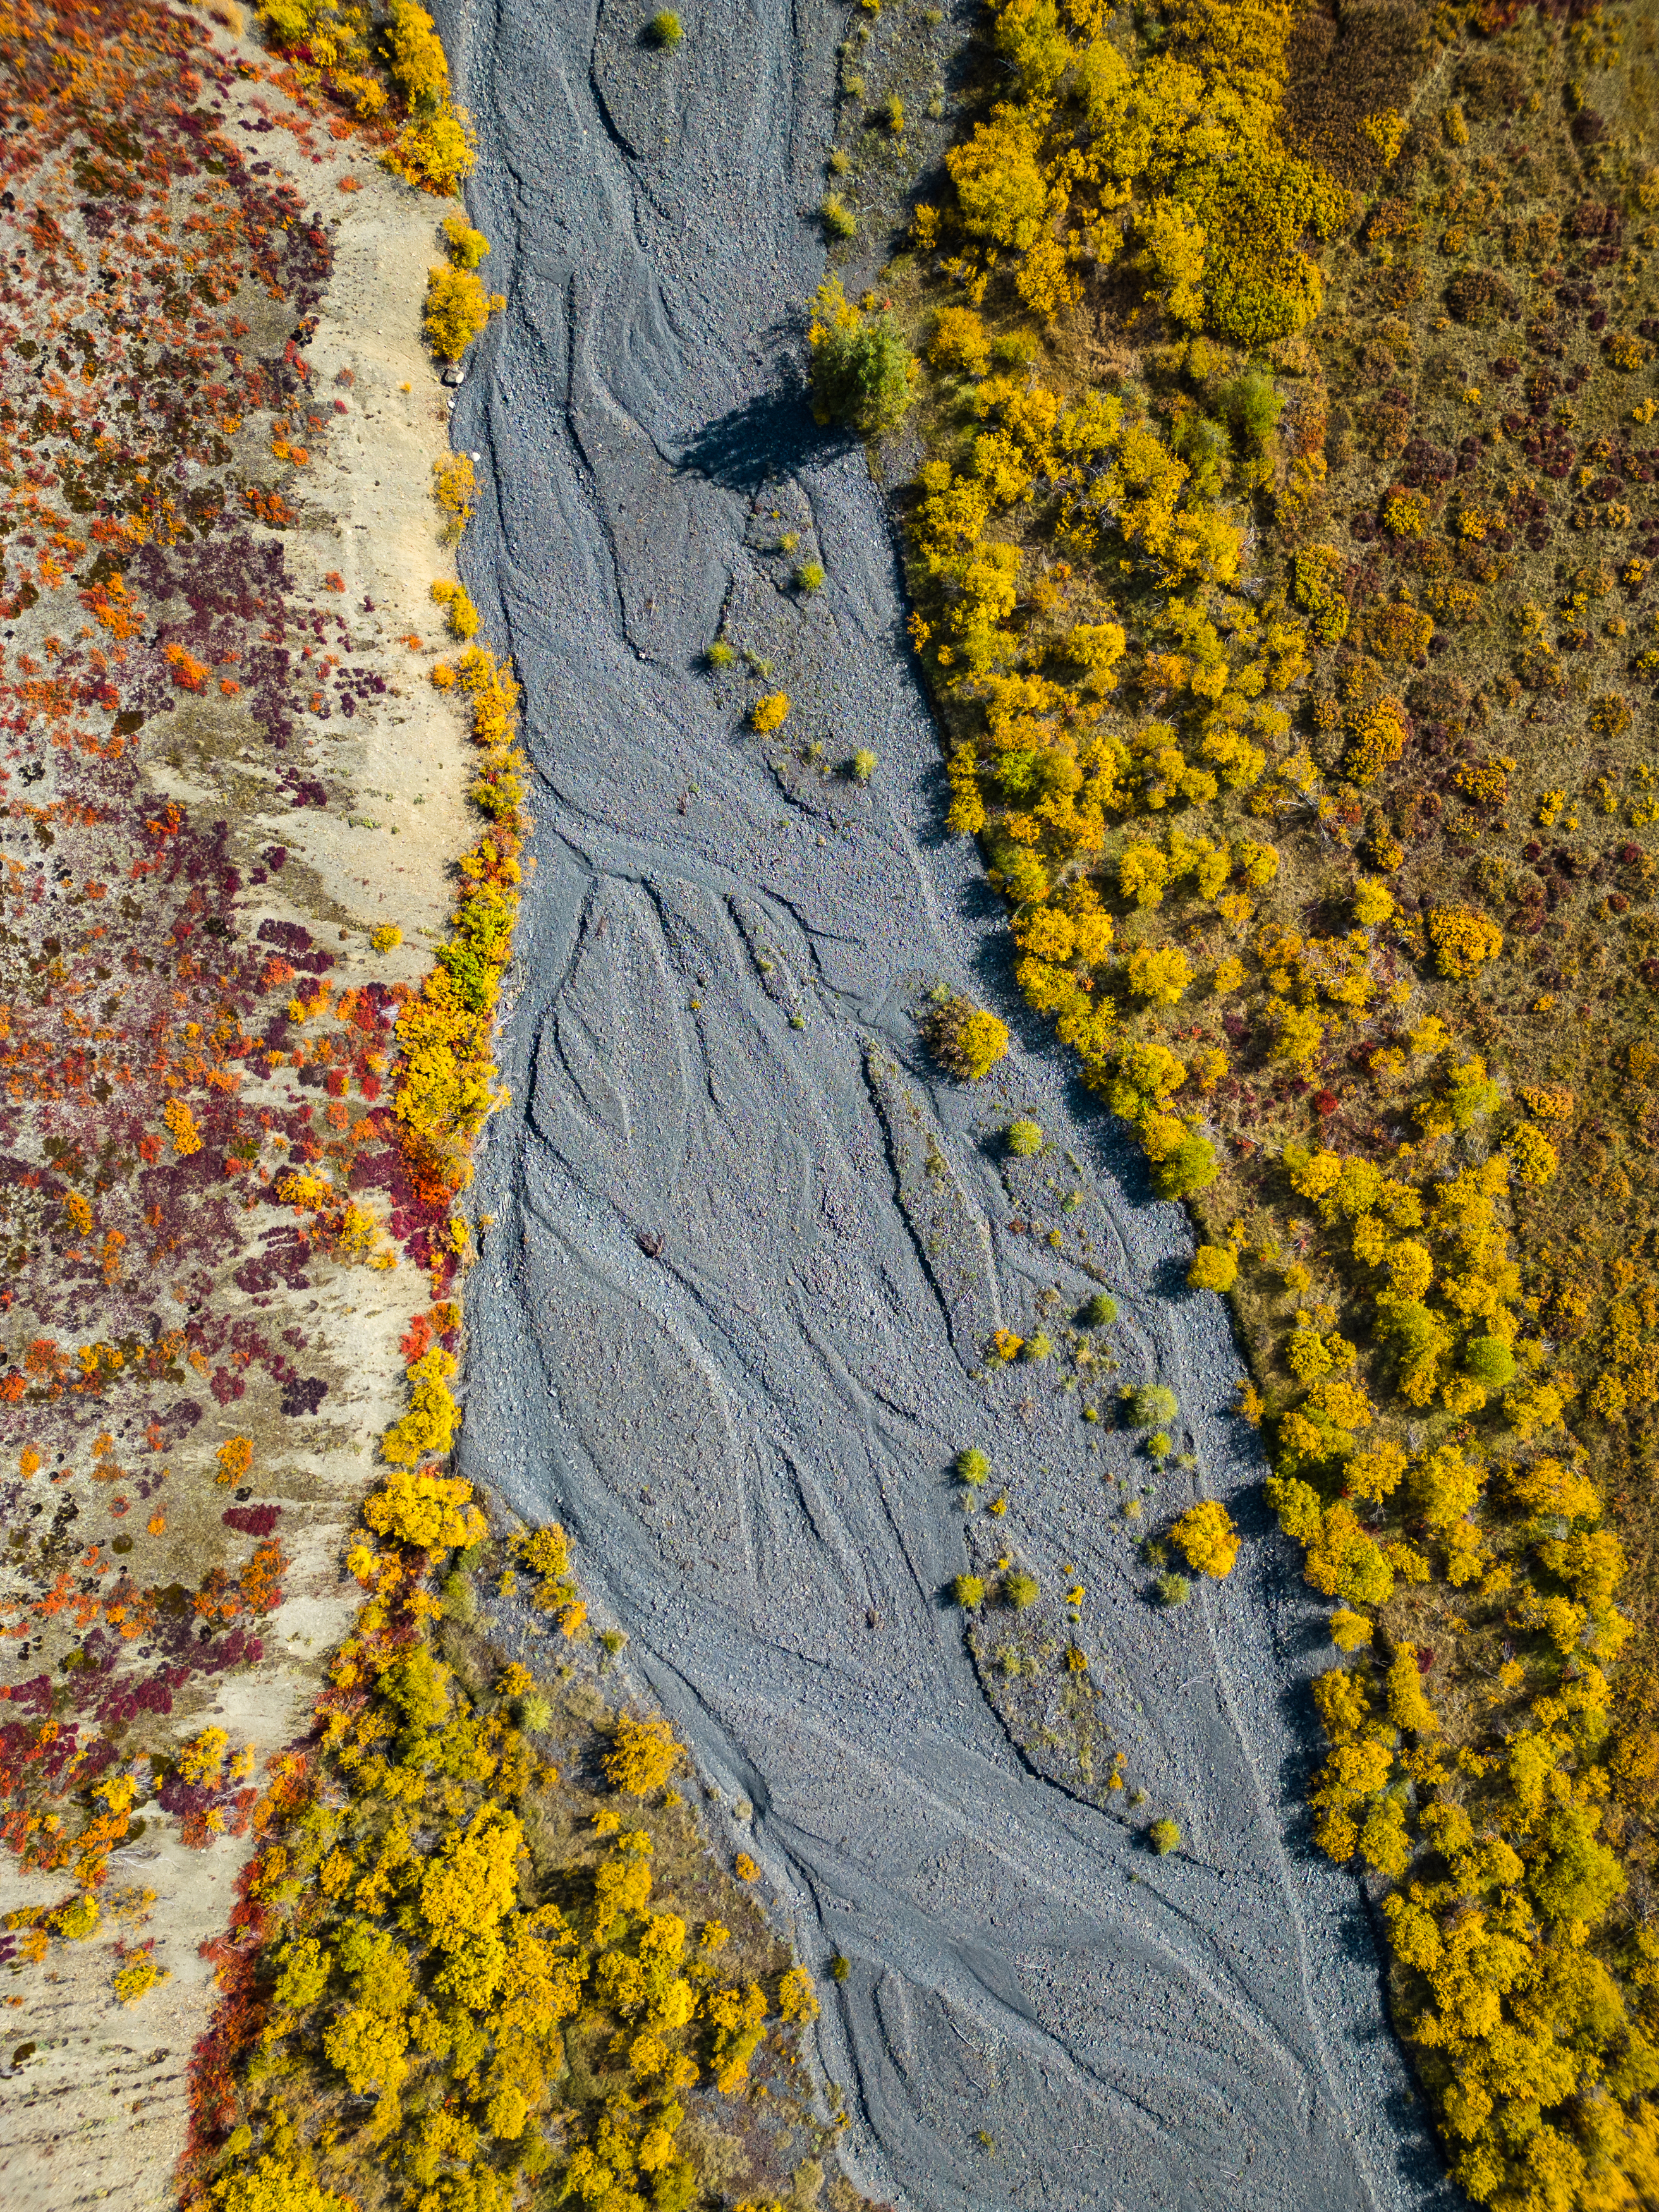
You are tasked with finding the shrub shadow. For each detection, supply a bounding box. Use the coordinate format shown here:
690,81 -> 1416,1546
675,379 -> 848,494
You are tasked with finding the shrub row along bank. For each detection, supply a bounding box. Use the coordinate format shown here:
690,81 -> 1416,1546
861,0 -> 1659,2200
183,13 -> 848,2212
185,1510 -> 837,2212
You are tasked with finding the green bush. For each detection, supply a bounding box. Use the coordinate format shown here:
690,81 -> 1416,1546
706,639 -> 734,667
1153,1134 -> 1218,1199
1464,1335 -> 1517,1387
1148,1430 -> 1172,1460
956,1448 -> 991,1486
849,748 -> 877,784
829,1954 -> 851,1981
1006,1118 -> 1044,1156
1078,1292 -> 1117,1327
1024,1331 -> 1054,1362
796,561 -> 826,592
647,9 -> 683,45
808,276 -> 918,435
517,1693 -> 552,1732
1155,1571 -> 1191,1607
822,195 -> 857,240
1130,1383 -> 1179,1428
952,1572 -> 986,1608
1171,411 -> 1230,495
1149,1818 -> 1181,1856
1002,1570 -> 1039,1609
1216,368 -> 1283,453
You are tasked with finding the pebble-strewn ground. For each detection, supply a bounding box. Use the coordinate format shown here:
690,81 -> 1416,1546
442,0 -> 1453,2201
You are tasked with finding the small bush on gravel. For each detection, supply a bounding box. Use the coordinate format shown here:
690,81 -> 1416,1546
822,194 -> 857,240
1006,1117 -> 1044,1155
808,275 -> 919,435
707,639 -> 733,667
751,691 -> 791,732
849,748 -> 877,783
796,560 -> 825,592
952,1572 -> 986,1608
830,1954 -> 851,1981
1150,1818 -> 1181,1855
1002,1570 -> 1039,1609
1078,1291 -> 1117,1327
1024,1331 -> 1054,1361
517,1692 -> 552,1732
1129,1383 -> 1179,1428
1155,1571 -> 1191,1607
923,991 -> 1009,1080
647,9 -> 683,45
956,1448 -> 990,1486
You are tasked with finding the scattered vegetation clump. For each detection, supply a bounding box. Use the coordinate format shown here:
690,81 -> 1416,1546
1155,1571 -> 1192,1608
604,1711 -> 683,1796
1169,1501 -> 1239,1580
1006,1117 -> 1045,1155
424,264 -> 507,362
807,276 -> 919,435
751,690 -> 792,732
923,992 -> 1010,1080
1149,1819 -> 1181,1857
647,8 -> 683,46
1129,1384 -> 1179,1430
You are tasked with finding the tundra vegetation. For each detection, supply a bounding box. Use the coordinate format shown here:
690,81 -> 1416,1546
831,0 -> 1659,2195
0,8 -> 844,2212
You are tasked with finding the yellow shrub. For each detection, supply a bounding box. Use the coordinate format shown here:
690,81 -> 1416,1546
930,306 -> 992,377
1170,1500 -> 1239,1578
1187,1244 -> 1237,1292
387,111 -> 478,195
380,1345 -> 463,1466
164,1099 -> 204,1157
214,2158 -> 352,2212
604,1714 -> 681,1796
425,265 -> 506,362
363,1463 -> 485,1552
751,692 -> 791,732
442,214 -> 491,268
1427,906 -> 1502,978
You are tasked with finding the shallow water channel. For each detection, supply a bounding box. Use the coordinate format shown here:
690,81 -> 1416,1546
435,0 -> 1457,2202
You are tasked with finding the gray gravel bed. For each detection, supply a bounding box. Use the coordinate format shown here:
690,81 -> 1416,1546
432,0 -> 1459,2203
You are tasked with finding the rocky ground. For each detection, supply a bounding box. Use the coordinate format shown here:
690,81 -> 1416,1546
437,0 -> 1458,2202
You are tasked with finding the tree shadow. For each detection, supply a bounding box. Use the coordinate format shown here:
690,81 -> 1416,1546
674,379 -> 849,494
